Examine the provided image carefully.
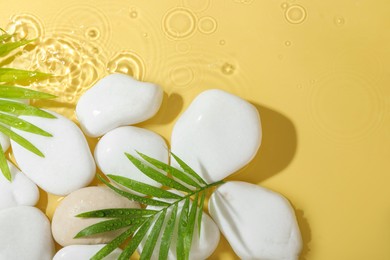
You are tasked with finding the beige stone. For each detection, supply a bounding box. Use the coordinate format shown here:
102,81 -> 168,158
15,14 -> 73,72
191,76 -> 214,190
52,186 -> 140,246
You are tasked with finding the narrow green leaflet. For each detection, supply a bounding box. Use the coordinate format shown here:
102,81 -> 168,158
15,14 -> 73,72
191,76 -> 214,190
0,85 -> 56,99
0,99 -> 56,118
108,174 -> 183,199
197,191 -> 206,235
159,204 -> 178,260
171,152 -> 207,185
97,174 -> 170,207
137,151 -> 202,188
119,219 -> 153,260
125,153 -> 192,193
0,39 -> 34,57
76,208 -> 158,218
91,224 -> 144,260
0,33 -> 13,43
0,124 -> 43,157
184,193 -> 199,258
74,218 -> 142,238
0,113 -> 52,136
0,68 -> 50,83
176,197 -> 190,260
140,210 -> 167,260
0,143 -> 11,181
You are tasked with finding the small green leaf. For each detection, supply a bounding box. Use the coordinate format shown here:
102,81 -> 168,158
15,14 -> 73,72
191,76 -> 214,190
176,197 -> 190,260
171,152 -> 207,185
97,174 -> 170,207
0,143 -> 11,181
125,153 -> 192,193
74,218 -> 142,238
0,113 -> 52,136
108,174 -> 183,199
0,68 -> 50,83
0,39 -> 35,57
0,85 -> 56,99
76,208 -> 158,218
0,99 -> 56,118
137,151 -> 202,188
0,124 -> 43,157
119,218 -> 153,260
140,210 -> 167,260
159,203 -> 178,259
91,224 -> 144,260
184,193 -> 199,258
197,191 -> 206,236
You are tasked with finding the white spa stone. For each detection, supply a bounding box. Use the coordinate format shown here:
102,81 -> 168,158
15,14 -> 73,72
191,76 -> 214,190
95,126 -> 168,188
209,181 -> 302,260
11,111 -> 96,196
53,244 -> 122,260
52,186 -> 140,247
0,206 -> 55,260
0,132 -> 10,152
171,89 -> 261,183
76,74 -> 163,137
138,190 -> 220,260
0,160 -> 39,210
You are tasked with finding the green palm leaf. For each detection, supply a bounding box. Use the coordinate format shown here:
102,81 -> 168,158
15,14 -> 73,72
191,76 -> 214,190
78,153 -> 224,260
0,29 -> 56,181
74,218 -> 144,238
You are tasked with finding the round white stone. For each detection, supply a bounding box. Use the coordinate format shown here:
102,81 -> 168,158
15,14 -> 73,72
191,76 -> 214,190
209,181 -> 302,260
171,89 -> 261,183
138,190 -> 220,260
52,186 -> 140,247
0,160 -> 39,210
11,110 -> 96,196
95,126 -> 168,188
53,244 -> 122,260
0,206 -> 54,260
76,74 -> 163,137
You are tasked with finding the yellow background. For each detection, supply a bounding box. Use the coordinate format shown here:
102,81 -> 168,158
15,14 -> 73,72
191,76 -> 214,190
1,0 -> 390,259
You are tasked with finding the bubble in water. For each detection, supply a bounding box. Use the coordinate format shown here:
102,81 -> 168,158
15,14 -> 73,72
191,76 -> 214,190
170,66 -> 194,87
221,63 -> 235,75
285,5 -> 307,24
85,27 -> 100,40
107,51 -> 146,80
219,40 -> 226,45
198,16 -> 217,34
334,16 -> 345,26
162,7 -> 197,40
143,32 -> 148,38
285,41 -> 292,46
281,2 -> 289,9
130,8 -> 138,19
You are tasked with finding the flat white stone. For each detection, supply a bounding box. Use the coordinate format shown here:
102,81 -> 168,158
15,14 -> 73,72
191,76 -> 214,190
76,74 -> 163,137
0,160 -> 39,210
0,132 -> 10,152
171,89 -> 261,183
52,186 -> 140,247
53,244 -> 122,260
95,126 -> 168,188
0,206 -> 54,260
209,181 -> 302,260
138,190 -> 220,260
11,111 -> 96,196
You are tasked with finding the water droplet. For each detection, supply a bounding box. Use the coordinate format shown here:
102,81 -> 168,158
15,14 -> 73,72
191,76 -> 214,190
219,40 -> 226,45
221,63 -> 235,75
129,7 -> 138,19
143,32 -> 148,38
85,27 -> 100,40
285,5 -> 307,24
281,2 -> 289,9
107,51 -> 145,80
162,7 -> 197,40
334,16 -> 345,26
198,16 -> 217,34
285,40 -> 291,46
